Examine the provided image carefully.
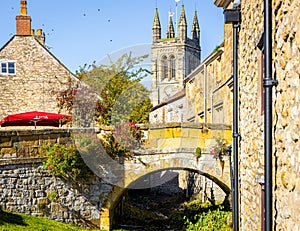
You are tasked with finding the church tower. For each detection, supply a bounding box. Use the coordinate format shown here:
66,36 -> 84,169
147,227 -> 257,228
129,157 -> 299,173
151,5 -> 201,106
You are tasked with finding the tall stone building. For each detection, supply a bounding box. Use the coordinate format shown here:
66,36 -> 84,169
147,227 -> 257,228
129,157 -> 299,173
151,5 -> 201,106
0,0 -> 78,120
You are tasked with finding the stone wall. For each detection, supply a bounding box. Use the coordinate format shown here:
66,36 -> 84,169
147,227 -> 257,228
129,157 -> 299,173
238,1 -> 265,229
272,1 -> 300,229
221,23 -> 234,126
0,129 -> 71,160
0,128 -> 113,228
238,0 -> 300,230
0,163 -> 112,228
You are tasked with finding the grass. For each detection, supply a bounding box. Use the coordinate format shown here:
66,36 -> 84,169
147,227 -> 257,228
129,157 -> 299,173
0,210 -> 107,231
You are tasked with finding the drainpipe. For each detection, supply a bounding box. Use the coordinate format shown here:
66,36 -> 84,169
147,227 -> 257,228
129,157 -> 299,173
232,20 -> 240,231
263,0 -> 278,230
224,3 -> 241,231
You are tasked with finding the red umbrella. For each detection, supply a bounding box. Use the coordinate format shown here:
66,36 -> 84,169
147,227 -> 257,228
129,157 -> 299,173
0,111 -> 72,128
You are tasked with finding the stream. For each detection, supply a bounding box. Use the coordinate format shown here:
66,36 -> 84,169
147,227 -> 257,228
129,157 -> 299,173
115,188 -> 188,231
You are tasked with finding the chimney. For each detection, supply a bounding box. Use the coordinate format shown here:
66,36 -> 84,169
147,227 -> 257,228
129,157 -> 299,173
35,29 -> 45,45
16,0 -> 31,35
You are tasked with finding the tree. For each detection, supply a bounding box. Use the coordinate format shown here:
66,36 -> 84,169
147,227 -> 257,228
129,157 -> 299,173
56,53 -> 152,125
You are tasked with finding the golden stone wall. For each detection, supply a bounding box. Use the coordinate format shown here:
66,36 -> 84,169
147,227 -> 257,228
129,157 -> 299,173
238,0 -> 300,230
184,39 -> 233,127
222,23 -> 234,126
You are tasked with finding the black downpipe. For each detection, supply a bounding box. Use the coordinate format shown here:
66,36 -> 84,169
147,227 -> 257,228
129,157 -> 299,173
232,22 -> 240,231
263,0 -> 277,230
224,7 -> 241,231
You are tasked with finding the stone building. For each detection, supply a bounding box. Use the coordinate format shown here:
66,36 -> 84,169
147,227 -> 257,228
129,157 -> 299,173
0,0 -> 78,120
151,5 -> 201,107
215,0 -> 300,230
150,3 -> 233,127
149,88 -> 186,123
184,41 -> 233,125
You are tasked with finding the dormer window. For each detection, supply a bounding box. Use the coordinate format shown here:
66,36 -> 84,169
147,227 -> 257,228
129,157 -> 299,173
1,61 -> 16,75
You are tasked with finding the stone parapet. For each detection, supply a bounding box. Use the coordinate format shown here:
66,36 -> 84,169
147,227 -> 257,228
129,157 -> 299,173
0,128 -> 72,160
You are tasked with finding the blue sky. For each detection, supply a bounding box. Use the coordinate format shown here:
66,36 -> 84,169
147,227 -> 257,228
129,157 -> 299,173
0,0 -> 224,73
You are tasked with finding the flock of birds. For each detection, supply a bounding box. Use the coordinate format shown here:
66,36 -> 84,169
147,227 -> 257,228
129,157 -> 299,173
7,6 -> 114,43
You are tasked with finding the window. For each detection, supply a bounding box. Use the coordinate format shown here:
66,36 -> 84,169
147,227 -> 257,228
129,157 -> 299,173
1,61 -> 16,75
178,105 -> 183,122
168,109 -> 173,122
170,55 -> 176,79
153,114 -> 158,124
161,56 -> 168,80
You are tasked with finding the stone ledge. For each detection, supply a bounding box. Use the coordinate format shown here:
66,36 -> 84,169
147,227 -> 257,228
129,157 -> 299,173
0,128 -> 72,136
148,122 -> 231,130
0,157 -> 46,166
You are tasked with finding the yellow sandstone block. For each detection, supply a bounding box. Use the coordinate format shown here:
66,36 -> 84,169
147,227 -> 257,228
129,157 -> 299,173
180,137 -> 201,148
189,129 -> 201,137
172,127 -> 182,137
157,138 -> 181,149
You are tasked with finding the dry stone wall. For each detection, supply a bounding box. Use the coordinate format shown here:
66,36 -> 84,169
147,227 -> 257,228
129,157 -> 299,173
0,163 -> 112,228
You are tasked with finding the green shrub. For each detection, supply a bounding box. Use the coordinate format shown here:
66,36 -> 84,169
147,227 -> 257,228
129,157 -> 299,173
195,147 -> 202,161
42,143 -> 91,181
48,191 -> 58,201
184,206 -> 232,231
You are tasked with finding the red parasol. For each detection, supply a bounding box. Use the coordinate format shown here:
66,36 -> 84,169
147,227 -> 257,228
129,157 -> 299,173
0,111 -> 72,128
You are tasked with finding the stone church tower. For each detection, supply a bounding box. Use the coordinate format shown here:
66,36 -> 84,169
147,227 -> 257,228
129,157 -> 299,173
151,5 -> 201,106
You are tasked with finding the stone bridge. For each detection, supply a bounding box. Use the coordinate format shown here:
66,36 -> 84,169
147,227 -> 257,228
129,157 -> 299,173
0,123 -> 232,230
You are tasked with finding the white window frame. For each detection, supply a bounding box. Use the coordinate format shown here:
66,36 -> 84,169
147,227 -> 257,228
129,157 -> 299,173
0,61 -> 16,75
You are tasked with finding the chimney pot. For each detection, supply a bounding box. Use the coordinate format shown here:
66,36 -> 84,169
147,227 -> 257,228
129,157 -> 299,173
37,28 -> 43,35
20,0 -> 27,15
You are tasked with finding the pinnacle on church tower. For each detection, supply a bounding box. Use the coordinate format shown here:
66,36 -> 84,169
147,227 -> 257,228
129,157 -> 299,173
166,15 -> 175,38
152,8 -> 161,42
178,4 -> 187,41
191,11 -> 200,43
16,0 -> 32,35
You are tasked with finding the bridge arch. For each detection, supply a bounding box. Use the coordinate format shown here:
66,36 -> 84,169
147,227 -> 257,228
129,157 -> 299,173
125,167 -> 230,194
100,153 -> 231,230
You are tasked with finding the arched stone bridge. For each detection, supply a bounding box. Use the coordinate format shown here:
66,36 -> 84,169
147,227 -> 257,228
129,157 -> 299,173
0,122 -> 232,230
98,122 -> 232,229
